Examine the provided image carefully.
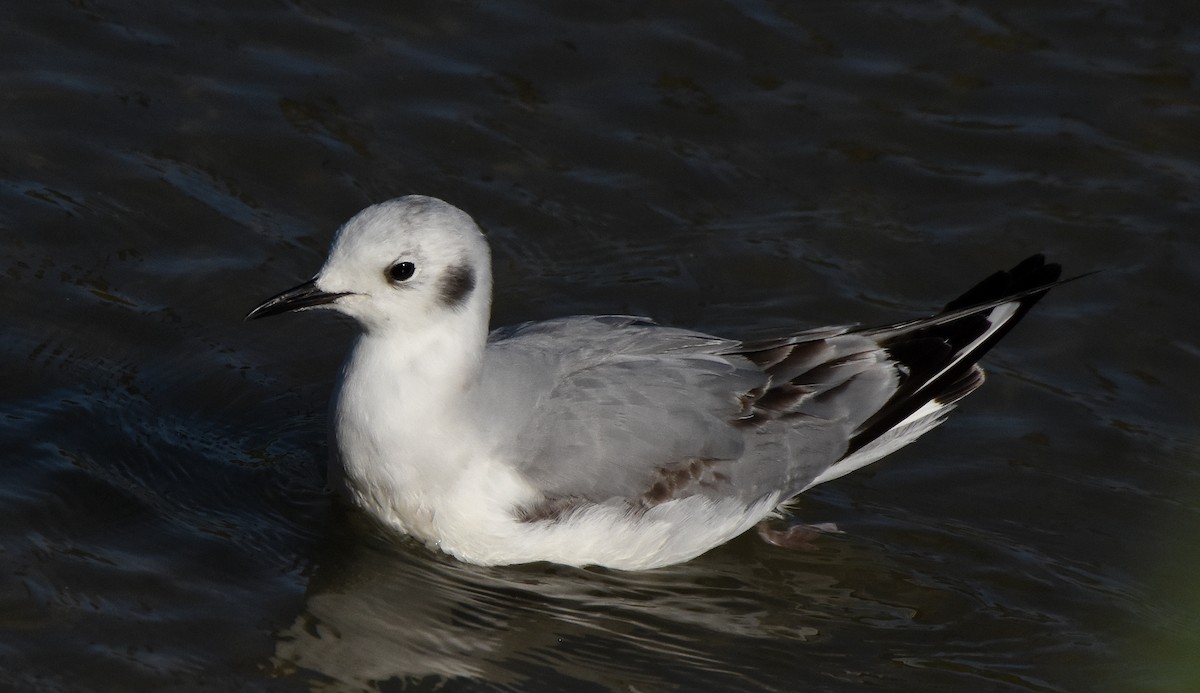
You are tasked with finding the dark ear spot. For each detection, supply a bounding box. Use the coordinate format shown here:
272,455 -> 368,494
438,264 -> 476,309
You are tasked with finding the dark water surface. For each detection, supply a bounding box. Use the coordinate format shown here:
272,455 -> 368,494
4,1 -> 1199,690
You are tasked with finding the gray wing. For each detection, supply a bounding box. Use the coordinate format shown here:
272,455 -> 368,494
477,316 -> 889,516
481,316 -> 755,488
479,254 -> 1064,520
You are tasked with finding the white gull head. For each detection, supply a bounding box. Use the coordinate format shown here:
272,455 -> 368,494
248,195 -> 492,336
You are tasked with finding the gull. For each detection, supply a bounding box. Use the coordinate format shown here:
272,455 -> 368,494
247,195 -> 1065,570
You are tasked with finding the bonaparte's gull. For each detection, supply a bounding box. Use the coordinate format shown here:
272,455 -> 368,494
248,196 -> 1065,570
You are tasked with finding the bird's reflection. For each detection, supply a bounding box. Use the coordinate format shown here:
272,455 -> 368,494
269,509 -> 869,689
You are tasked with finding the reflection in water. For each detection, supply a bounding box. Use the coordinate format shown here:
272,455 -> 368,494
272,514 -> 843,689
275,541 -> 507,684
271,492 -> 1145,691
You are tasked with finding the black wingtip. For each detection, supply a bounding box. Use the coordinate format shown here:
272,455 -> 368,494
844,254 -> 1084,457
941,254 -> 1063,314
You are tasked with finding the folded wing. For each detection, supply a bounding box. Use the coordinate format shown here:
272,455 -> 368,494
486,255 -> 1063,518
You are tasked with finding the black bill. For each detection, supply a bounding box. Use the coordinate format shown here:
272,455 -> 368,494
245,278 -> 348,320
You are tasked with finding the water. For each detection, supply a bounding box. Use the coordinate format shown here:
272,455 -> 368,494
3,1 -> 1199,690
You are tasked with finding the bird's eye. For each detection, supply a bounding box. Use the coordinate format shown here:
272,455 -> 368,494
386,261 -> 416,283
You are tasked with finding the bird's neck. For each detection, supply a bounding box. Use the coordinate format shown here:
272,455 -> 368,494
338,310 -> 488,425
328,310 -> 489,511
